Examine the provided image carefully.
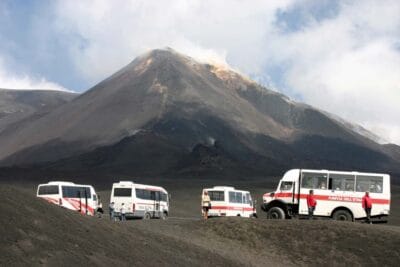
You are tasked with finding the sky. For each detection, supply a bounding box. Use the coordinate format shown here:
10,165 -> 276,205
0,0 -> 399,144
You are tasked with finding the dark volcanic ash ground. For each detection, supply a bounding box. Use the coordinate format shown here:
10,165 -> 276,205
1,180 -> 400,267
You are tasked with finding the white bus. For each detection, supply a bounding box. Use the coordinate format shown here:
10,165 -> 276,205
262,169 -> 390,222
110,181 -> 169,220
202,186 -> 257,218
36,181 -> 100,216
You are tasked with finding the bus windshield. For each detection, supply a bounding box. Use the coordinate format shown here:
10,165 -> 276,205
280,181 -> 293,191
38,185 -> 59,195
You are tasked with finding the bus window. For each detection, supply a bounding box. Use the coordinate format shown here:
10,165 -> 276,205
242,194 -> 251,204
38,185 -> 59,195
161,192 -> 168,202
208,191 -> 224,201
155,191 -> 161,201
301,172 -> 328,189
280,181 -> 293,191
344,179 -> 354,191
135,189 -> 152,200
328,174 -> 355,191
229,191 -> 243,203
114,188 -> 132,197
245,193 -> 252,205
62,186 -> 91,198
356,176 -> 383,193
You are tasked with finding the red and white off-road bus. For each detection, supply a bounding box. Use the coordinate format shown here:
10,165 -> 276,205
110,181 -> 169,220
37,181 -> 100,216
202,186 -> 257,218
262,169 -> 390,222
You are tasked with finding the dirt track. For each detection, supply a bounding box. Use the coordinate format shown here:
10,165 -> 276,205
1,183 -> 400,266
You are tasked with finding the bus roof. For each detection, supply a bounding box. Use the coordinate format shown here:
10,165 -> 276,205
112,181 -> 167,193
40,181 -> 96,189
47,181 -> 75,185
288,169 -> 389,176
302,169 -> 388,176
204,186 -> 250,193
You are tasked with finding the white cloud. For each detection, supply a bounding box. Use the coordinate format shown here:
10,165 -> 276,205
0,58 -> 72,92
263,0 -> 400,145
50,0 -> 400,144
53,0 -> 293,83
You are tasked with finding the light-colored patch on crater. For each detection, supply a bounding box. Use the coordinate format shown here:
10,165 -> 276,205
134,58 -> 153,74
150,78 -> 168,94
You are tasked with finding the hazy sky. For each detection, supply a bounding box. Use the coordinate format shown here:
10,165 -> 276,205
0,0 -> 399,144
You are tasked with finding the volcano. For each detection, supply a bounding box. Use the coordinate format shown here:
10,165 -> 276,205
0,48 -> 398,178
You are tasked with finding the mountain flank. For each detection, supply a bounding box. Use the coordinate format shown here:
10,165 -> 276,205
0,49 -> 398,178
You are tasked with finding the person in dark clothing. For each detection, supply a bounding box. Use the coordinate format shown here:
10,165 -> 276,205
362,191 -> 373,224
96,202 -> 104,218
307,190 -> 317,219
109,202 -> 115,221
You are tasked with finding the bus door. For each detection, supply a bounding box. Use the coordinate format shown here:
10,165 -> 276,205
228,191 -> 243,216
327,173 -> 356,214
298,172 -> 328,216
62,186 -> 87,214
77,188 -> 83,214
207,190 -> 225,216
113,187 -> 133,216
243,193 -> 254,216
151,191 -> 161,217
83,187 -> 92,215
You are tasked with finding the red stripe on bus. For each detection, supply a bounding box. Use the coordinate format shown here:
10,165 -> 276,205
63,198 -> 81,210
210,206 -> 254,211
273,192 -> 293,198
135,202 -> 163,205
39,196 -> 94,215
297,194 -> 390,205
63,198 -> 95,215
42,197 -> 59,205
268,192 -> 390,205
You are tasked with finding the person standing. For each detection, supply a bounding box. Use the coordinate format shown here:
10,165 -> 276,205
362,191 -> 373,224
96,202 -> 104,218
109,202 -> 115,221
307,190 -> 317,220
201,191 -> 211,220
120,203 -> 126,221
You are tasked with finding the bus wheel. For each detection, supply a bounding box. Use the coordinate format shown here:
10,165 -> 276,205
267,207 -> 286,219
143,212 -> 151,220
332,210 -> 352,221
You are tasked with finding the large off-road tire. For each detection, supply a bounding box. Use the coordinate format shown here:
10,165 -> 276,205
332,209 -> 352,221
267,207 -> 286,219
143,212 -> 151,220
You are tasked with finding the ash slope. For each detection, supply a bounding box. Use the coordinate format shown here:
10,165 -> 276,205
0,185 -> 237,266
0,89 -> 76,134
0,49 -> 398,176
1,185 -> 400,267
